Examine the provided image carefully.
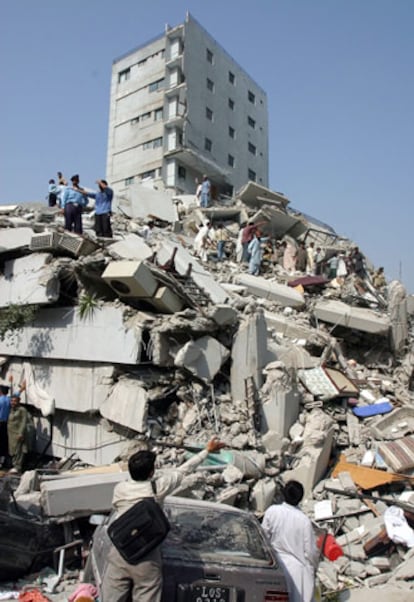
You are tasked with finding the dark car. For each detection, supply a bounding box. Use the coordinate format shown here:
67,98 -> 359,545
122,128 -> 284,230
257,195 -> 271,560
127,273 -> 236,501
86,496 -> 289,602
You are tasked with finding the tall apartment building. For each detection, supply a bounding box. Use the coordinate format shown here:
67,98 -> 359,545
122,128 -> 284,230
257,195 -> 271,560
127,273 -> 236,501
106,13 -> 268,199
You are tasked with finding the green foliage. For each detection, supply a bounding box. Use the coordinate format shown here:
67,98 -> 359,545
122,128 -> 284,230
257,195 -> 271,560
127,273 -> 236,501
0,304 -> 38,341
77,292 -> 102,320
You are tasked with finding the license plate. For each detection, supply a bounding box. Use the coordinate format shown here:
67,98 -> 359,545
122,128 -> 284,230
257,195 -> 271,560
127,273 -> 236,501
188,584 -> 230,602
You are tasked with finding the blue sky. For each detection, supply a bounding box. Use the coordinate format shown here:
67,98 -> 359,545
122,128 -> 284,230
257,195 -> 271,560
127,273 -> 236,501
1,1 -> 413,290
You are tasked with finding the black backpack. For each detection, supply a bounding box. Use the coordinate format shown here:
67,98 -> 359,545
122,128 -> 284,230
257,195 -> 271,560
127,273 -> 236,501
108,497 -> 170,565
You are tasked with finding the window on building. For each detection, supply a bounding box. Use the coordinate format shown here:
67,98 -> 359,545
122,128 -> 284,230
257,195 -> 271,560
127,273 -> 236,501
154,108 -> 163,121
141,170 -> 156,180
178,166 -> 186,180
149,78 -> 165,92
138,58 -> 147,67
143,137 -> 163,150
206,78 -> 214,92
228,126 -> 235,139
248,169 -> 256,181
153,137 -> 163,148
125,176 -> 134,186
248,142 -> 257,155
228,71 -> 235,84
206,48 -> 214,64
248,116 -> 256,128
141,112 -> 151,122
118,68 -> 130,84
204,137 -> 212,152
228,154 -> 235,167
206,107 -> 213,121
248,90 -> 256,104
131,117 -> 139,125
228,98 -> 234,110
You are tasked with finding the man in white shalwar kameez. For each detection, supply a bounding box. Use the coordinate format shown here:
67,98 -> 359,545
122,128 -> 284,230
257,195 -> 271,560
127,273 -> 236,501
262,480 -> 319,602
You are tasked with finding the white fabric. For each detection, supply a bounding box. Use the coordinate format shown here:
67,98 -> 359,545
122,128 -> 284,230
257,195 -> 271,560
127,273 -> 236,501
23,362 -> 55,416
262,502 -> 319,602
384,505 -> 414,547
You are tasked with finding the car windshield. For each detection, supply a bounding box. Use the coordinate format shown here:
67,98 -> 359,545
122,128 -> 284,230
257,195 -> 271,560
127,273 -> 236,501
163,504 -> 271,563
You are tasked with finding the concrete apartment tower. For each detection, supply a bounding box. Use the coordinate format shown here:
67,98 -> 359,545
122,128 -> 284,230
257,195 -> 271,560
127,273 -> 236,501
106,13 -> 268,200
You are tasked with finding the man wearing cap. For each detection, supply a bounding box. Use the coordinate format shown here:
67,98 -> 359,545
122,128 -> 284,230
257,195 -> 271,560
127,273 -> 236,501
262,480 -> 319,602
61,174 -> 89,234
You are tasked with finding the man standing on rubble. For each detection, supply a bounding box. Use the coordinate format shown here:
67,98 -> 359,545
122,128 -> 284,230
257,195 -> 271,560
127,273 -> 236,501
262,480 -> 319,602
61,174 -> 89,234
86,179 -> 114,238
102,437 -> 225,602
197,174 -> 211,208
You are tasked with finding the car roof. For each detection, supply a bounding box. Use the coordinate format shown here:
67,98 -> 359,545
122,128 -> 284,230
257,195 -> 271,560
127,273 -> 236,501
164,496 -> 254,516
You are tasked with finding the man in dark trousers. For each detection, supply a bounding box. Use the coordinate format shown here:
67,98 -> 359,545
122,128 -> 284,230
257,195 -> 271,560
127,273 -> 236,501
87,179 -> 114,238
61,174 -> 89,234
102,437 -> 224,602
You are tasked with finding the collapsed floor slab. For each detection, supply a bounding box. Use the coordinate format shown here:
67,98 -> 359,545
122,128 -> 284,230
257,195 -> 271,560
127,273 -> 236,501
0,305 -> 142,364
313,300 -> 391,335
0,253 -> 60,308
235,274 -> 305,308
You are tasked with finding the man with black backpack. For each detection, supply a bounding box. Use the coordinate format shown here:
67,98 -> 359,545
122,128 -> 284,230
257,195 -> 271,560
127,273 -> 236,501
102,437 -> 224,602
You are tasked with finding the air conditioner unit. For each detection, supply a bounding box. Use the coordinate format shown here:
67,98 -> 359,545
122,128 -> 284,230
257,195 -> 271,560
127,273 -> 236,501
145,286 -> 184,314
29,232 -> 60,251
102,261 -> 158,298
58,233 -> 98,257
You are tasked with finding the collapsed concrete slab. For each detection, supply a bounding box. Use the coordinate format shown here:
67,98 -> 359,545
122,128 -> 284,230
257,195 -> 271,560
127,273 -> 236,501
0,226 -> 33,252
231,311 -> 268,403
0,305 -> 142,364
0,253 -> 60,308
40,468 -> 128,517
8,359 -> 114,413
388,280 -> 408,353
260,362 -> 302,451
155,238 -> 229,304
175,336 -> 230,382
115,182 -> 177,222
282,409 -> 335,496
36,411 -> 129,466
100,379 -> 148,433
235,274 -> 305,308
107,233 -> 153,261
313,300 -> 391,335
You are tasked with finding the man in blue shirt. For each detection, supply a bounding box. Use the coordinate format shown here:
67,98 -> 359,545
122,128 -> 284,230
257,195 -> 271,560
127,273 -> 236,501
87,179 -> 113,238
197,175 -> 211,208
61,174 -> 89,234
0,385 -> 11,466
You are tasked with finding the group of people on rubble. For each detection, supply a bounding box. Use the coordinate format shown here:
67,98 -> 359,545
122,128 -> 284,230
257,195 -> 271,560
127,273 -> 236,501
192,217 -> 386,289
102,435 -> 318,602
0,380 -> 33,474
47,171 -> 114,238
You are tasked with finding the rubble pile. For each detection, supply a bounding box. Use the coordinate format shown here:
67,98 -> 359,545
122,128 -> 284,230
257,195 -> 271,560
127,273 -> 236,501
0,182 -> 414,597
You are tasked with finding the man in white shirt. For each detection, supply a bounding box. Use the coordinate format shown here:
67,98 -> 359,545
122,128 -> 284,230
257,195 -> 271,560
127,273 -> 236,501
102,437 -> 224,602
262,480 -> 319,602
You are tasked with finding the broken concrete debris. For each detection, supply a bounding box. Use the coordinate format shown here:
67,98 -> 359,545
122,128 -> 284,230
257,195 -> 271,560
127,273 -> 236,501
0,184 -> 414,599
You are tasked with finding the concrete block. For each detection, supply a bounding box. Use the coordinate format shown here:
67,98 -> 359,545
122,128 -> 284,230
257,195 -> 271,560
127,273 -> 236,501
264,311 -> 317,340
115,182 -> 177,222
231,311 -> 268,403
102,260 -> 158,298
155,238 -> 229,304
0,306 -> 142,364
174,335 -> 230,382
0,253 -> 59,308
8,359 -> 114,414
313,300 -> 390,335
235,274 -> 305,308
148,286 -> 184,313
36,410 -> 129,466
0,227 -> 33,252
209,305 -> 239,326
40,470 -> 128,517
261,389 -> 301,450
216,487 -> 240,506
250,479 -> 276,513
100,379 -> 148,433
388,281 -> 408,353
107,233 -> 153,261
